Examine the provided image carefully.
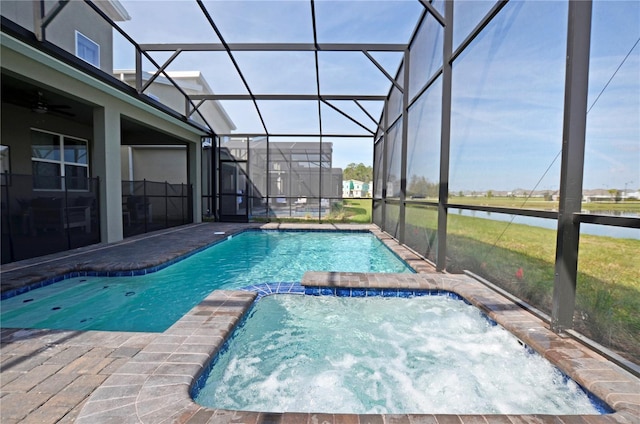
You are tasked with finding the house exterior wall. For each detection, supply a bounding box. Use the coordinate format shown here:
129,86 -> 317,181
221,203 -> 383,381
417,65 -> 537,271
119,143 -> 189,185
1,0 -> 118,74
0,1 -> 34,32
46,1 -> 115,73
191,100 -> 235,134
130,148 -> 187,184
141,83 -> 187,120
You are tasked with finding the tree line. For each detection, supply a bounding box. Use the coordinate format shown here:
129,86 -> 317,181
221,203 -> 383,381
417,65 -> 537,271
343,163 -> 373,182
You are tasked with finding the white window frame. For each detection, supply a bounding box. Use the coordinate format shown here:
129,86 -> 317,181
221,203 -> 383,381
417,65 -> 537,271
75,31 -> 100,68
31,128 -> 90,192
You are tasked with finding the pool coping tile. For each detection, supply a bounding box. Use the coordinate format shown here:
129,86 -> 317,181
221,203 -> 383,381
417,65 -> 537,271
1,223 -> 638,423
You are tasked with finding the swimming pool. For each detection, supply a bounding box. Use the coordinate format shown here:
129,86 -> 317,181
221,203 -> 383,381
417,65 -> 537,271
0,230 -> 412,332
193,293 -> 607,415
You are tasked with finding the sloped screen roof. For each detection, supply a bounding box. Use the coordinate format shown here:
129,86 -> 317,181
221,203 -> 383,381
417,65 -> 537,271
114,0 -> 426,136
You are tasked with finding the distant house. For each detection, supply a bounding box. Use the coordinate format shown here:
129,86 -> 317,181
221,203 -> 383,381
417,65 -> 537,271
342,180 -> 372,198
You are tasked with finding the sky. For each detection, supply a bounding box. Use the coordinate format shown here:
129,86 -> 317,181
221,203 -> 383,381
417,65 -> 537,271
111,0 -> 639,192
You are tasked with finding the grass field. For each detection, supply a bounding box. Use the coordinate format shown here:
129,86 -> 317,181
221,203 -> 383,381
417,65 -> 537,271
341,199 -> 372,223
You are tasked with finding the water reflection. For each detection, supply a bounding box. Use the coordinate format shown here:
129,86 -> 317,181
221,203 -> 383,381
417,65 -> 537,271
580,210 -> 639,217
454,209 -> 639,240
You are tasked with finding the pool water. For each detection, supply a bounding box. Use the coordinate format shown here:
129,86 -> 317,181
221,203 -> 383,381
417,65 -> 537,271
193,295 -> 604,415
1,231 -> 412,332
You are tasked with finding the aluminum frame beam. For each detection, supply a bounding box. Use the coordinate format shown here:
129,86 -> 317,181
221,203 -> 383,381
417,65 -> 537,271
215,133 -> 374,139
138,43 -> 408,52
36,0 -> 69,41
142,49 -> 182,93
398,48 -> 410,243
311,0 -> 324,219
362,50 -> 403,92
321,100 -> 375,135
136,14 -> 406,140
436,0 -> 454,272
419,0 -> 445,27
551,0 -> 593,333
354,100 -> 380,126
189,94 -> 388,101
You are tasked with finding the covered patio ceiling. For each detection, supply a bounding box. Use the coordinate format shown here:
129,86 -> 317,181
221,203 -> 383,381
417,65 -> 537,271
112,0 -> 434,137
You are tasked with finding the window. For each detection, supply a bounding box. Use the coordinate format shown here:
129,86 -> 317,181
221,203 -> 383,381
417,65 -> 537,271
31,129 -> 89,191
75,31 -> 100,67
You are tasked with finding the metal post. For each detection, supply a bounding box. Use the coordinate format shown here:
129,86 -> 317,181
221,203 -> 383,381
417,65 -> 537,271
181,183 -> 184,225
165,181 -> 169,229
33,0 -> 44,41
399,49 -> 410,244
318,137 -> 323,222
215,137 -> 220,221
266,135 -> 270,221
143,179 -> 148,233
95,176 -> 101,240
246,138 -> 251,221
205,144 -> 211,217
551,0 -> 592,333
288,149 -> 293,218
188,183 -> 193,224
4,171 -> 15,262
63,175 -> 71,249
381,101 -> 389,231
437,0 -> 453,272
135,49 -> 143,93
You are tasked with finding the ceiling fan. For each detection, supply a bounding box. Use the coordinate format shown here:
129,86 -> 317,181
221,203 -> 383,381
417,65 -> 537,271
31,91 -> 74,117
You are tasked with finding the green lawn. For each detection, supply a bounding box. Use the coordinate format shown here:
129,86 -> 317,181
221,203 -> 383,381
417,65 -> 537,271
342,198 -> 372,223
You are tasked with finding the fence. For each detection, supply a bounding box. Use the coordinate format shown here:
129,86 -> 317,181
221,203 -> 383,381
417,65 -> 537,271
122,180 -> 192,238
1,173 -> 100,264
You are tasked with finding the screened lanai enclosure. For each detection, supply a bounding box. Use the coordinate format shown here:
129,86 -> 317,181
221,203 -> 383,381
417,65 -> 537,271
1,1 -> 639,370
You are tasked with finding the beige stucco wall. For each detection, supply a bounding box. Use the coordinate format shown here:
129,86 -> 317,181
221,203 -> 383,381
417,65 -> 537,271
141,83 -> 236,134
0,1 -> 35,32
1,1 -> 116,74
122,147 -> 188,184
